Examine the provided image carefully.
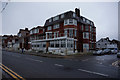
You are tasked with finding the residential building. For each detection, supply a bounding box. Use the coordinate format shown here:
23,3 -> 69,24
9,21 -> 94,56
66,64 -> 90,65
96,37 -> 118,50
30,26 -> 45,50
31,8 -> 96,54
17,28 -> 30,50
7,35 -> 19,48
2,35 -> 11,48
2,35 -> 14,48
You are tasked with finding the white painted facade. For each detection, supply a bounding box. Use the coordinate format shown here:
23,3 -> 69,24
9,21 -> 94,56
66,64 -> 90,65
96,38 -> 118,50
31,36 -> 77,55
13,43 -> 19,50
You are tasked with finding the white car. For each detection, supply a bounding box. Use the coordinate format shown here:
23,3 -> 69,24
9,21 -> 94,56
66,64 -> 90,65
111,49 -> 118,54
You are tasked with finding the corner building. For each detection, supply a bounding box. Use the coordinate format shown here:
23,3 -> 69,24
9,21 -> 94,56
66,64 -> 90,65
31,8 -> 96,54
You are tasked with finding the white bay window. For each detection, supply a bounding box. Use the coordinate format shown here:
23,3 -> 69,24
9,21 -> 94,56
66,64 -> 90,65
64,19 -> 77,26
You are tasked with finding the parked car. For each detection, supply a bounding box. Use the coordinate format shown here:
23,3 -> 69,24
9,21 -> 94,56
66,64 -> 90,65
117,52 -> 120,58
102,49 -> 111,54
118,61 -> 120,66
93,50 -> 103,55
111,49 -> 118,54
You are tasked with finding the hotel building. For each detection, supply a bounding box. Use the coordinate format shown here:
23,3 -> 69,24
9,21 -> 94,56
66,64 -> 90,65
30,8 -> 96,55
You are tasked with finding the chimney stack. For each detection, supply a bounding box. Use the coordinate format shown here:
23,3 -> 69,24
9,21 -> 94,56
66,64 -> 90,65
75,8 -> 80,17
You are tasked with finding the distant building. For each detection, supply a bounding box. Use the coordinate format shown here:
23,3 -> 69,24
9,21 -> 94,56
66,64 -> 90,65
96,37 -> 118,50
2,35 -> 13,48
30,8 -> 96,54
2,35 -> 19,49
30,26 -> 45,50
7,35 -> 19,48
17,28 -> 30,50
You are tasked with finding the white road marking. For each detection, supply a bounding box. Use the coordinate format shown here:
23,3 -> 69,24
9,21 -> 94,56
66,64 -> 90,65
97,62 -> 103,64
97,59 -> 104,61
82,59 -> 89,61
26,58 -> 43,62
78,69 -> 109,77
54,64 -> 64,67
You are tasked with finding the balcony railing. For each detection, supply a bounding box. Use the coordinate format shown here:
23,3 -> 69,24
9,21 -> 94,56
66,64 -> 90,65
30,33 -> 75,42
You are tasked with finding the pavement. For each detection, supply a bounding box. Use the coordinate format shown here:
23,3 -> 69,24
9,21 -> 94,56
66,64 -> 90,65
3,49 -> 93,59
2,50 -> 120,79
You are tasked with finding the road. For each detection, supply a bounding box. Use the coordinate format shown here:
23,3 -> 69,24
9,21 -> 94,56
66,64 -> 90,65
2,51 -> 120,79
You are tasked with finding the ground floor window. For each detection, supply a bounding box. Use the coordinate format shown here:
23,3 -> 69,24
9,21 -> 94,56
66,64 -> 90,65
67,40 -> 74,48
32,39 -> 76,49
83,43 -> 89,50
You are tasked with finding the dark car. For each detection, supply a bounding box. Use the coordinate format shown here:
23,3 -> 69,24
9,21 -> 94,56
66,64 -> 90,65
102,49 -> 111,54
117,52 -> 120,58
118,61 -> 120,66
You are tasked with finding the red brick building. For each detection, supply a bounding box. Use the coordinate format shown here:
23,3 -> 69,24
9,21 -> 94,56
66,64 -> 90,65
17,28 -> 30,50
30,8 -> 96,54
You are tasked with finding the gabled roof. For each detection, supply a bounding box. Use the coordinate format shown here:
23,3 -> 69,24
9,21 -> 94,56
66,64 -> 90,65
30,26 -> 44,31
44,9 -> 95,27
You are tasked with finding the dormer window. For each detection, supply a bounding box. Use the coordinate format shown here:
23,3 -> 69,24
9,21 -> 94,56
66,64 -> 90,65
83,18 -> 86,22
64,19 -> 77,26
73,13 -> 76,17
47,26 -> 52,30
53,16 -> 59,21
49,19 -> 52,22
30,30 -> 32,34
61,14 -> 64,18
86,20 -> 90,24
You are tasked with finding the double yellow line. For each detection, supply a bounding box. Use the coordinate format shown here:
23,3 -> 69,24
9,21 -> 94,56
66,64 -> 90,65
0,63 -> 25,80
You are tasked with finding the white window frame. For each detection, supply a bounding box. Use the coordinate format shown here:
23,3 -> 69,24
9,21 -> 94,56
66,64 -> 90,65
61,14 -> 64,18
83,18 -> 86,22
90,26 -> 92,32
49,19 -> 52,22
69,19 -> 73,24
83,32 -> 89,39
47,26 -> 52,31
64,19 -> 77,26
64,19 -> 68,25
53,24 -> 59,29
73,13 -> 76,17
64,29 -> 68,37
53,16 -> 59,21
81,25 -> 84,31
74,29 -> 77,37
73,19 -> 77,26
85,26 -> 89,31
83,43 -> 89,50
86,20 -> 90,24
69,29 -> 73,38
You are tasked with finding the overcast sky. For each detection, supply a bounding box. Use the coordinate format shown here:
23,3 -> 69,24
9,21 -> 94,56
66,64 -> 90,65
2,2 -> 118,41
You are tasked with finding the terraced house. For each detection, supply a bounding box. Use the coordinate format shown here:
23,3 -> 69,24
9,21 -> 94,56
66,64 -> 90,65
30,8 -> 96,55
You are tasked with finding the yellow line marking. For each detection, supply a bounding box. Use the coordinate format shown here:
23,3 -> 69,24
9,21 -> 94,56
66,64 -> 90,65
0,66 -> 20,80
1,64 -> 25,80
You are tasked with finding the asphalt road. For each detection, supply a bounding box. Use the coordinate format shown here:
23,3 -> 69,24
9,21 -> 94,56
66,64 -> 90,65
2,51 -> 120,79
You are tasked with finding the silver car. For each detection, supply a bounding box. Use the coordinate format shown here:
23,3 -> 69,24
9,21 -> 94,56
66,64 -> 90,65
93,50 -> 103,55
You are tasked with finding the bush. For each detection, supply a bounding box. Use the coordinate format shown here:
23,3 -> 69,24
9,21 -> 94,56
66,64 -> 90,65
48,52 -> 52,54
38,50 -> 44,53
